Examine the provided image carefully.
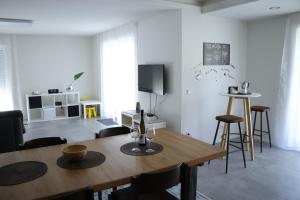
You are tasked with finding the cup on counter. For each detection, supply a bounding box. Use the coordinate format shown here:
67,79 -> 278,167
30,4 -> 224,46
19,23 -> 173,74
228,86 -> 238,94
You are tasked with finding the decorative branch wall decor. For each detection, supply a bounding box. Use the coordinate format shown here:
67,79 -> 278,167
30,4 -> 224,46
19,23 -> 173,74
192,63 -> 236,82
203,43 -> 230,65
189,42 -> 236,82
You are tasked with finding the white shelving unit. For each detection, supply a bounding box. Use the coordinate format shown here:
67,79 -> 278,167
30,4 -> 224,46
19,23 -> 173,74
26,91 -> 80,123
121,110 -> 167,129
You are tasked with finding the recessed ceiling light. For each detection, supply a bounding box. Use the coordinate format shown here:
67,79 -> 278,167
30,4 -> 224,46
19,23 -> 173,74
269,6 -> 280,10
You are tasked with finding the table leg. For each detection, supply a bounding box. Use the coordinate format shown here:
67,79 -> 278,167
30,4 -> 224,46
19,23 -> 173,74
221,97 -> 234,150
243,99 -> 250,151
246,98 -> 254,160
83,105 -> 86,119
181,164 -> 197,200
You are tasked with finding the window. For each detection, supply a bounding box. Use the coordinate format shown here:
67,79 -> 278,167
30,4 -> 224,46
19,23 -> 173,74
285,27 -> 300,148
100,23 -> 137,122
276,16 -> 300,151
0,46 -> 13,111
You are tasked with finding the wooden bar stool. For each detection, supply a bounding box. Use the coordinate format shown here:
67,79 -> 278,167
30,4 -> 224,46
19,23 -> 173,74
211,115 -> 246,173
251,106 -> 272,152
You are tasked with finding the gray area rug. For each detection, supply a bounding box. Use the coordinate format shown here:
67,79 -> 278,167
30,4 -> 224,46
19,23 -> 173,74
95,184 -> 212,200
98,118 -> 118,126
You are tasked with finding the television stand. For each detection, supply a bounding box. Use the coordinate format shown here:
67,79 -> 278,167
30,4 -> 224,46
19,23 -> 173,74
121,110 -> 166,129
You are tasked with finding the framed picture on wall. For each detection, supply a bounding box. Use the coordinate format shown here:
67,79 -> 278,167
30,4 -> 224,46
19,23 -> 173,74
203,42 -> 230,65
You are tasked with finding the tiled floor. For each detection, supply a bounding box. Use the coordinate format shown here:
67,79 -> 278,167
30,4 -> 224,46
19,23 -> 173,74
197,143 -> 300,200
24,118 -> 300,200
24,117 -> 109,143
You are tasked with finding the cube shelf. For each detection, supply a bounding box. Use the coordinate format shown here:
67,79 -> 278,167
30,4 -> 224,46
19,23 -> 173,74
26,91 -> 80,123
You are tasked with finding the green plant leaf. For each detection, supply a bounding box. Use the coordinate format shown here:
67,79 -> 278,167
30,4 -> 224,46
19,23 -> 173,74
74,72 -> 84,80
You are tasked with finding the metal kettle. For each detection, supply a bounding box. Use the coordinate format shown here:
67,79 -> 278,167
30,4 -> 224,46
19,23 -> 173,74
241,81 -> 250,94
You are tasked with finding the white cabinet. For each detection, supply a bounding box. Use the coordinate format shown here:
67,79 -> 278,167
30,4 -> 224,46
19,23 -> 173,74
121,110 -> 166,129
26,92 -> 80,123
43,108 -> 56,120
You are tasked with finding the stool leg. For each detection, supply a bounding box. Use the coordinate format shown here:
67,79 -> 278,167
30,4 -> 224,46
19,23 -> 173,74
208,121 -> 220,165
226,123 -> 230,174
93,108 -> 96,118
238,122 -> 246,168
252,111 -> 257,136
266,111 -> 272,148
260,112 -> 263,153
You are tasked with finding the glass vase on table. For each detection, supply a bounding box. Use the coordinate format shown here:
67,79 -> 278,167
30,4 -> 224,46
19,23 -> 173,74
130,123 -> 141,152
146,128 -> 156,153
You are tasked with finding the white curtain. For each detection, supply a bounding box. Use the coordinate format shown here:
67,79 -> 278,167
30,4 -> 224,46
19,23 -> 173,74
0,35 -> 22,111
99,23 -> 137,122
275,13 -> 300,151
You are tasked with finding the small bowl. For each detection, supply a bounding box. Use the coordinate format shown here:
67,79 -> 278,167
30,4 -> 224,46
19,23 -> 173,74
63,144 -> 87,161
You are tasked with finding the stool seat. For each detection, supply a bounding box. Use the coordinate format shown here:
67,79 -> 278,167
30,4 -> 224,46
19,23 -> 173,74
251,106 -> 270,112
216,115 -> 243,123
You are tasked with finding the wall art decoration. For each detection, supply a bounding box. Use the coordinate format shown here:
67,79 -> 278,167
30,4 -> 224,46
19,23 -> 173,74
191,63 -> 236,82
203,43 -> 230,65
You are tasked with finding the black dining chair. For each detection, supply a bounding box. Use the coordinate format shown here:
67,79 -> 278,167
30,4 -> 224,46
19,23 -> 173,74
18,137 -> 67,150
48,187 -> 94,200
95,126 -> 131,139
95,126 -> 131,199
109,163 -> 183,200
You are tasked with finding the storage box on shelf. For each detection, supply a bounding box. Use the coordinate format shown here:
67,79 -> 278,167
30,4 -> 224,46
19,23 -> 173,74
121,110 -> 166,129
26,91 -> 80,123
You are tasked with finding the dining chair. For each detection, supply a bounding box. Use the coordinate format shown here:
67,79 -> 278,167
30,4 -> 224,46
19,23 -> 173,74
48,187 -> 94,200
18,137 -> 67,150
109,163 -> 183,200
95,126 -> 131,139
95,126 -> 131,199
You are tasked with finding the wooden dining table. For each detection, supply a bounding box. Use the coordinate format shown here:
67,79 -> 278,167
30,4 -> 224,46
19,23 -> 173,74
0,128 -> 225,200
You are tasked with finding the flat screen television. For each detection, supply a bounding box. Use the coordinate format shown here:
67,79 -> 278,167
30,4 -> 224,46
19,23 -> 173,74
138,64 -> 165,96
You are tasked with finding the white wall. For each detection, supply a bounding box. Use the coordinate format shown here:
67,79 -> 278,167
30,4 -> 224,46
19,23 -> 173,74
247,16 -> 287,138
92,36 -> 101,101
137,10 -> 182,132
181,7 -> 248,142
16,35 -> 94,114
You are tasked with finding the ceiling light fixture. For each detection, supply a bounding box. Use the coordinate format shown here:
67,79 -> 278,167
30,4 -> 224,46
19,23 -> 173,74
269,6 -> 280,10
0,18 -> 33,26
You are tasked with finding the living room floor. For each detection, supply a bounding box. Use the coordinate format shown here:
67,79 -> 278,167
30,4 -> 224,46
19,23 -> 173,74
24,117 -> 108,143
24,118 -> 300,200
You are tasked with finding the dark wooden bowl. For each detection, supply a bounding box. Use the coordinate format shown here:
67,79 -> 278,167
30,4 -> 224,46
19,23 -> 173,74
63,144 -> 87,161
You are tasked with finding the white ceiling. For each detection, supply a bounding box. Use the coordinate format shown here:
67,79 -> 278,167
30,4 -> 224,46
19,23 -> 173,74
207,0 -> 300,21
0,0 -> 299,35
0,0 -> 173,35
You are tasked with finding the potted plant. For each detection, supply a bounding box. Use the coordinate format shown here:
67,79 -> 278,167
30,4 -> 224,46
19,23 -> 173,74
66,72 -> 84,91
